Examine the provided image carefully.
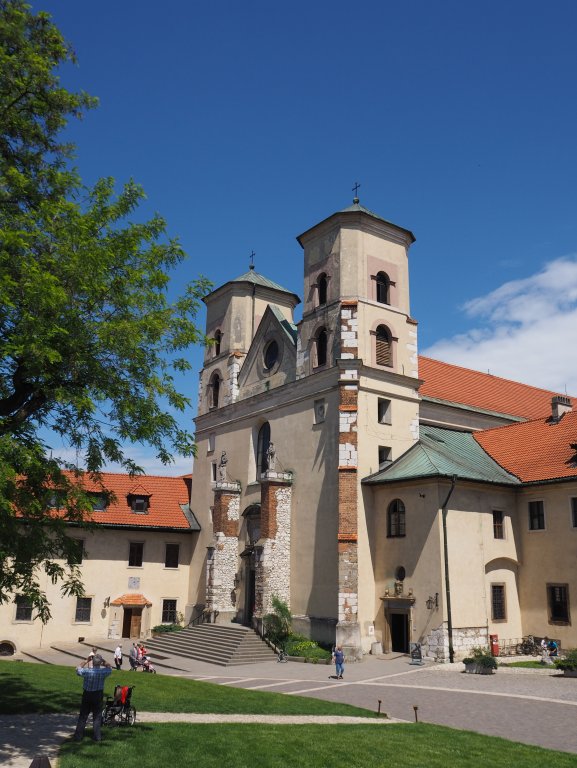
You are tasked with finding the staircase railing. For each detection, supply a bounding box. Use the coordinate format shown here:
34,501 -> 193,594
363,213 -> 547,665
187,605 -> 219,627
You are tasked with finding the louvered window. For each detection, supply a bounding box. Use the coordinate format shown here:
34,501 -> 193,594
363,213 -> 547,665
376,326 -> 392,367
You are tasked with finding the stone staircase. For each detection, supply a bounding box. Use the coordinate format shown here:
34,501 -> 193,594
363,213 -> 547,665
144,623 -> 276,666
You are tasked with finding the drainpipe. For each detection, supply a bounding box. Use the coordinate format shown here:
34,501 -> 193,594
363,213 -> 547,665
441,475 -> 457,663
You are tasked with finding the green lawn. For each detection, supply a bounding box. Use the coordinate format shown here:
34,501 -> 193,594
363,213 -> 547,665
500,660 -> 554,669
58,723 -> 577,768
0,660 -> 373,717
3,661 -> 576,768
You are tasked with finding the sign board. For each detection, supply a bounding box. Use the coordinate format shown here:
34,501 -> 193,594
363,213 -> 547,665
409,642 -> 424,665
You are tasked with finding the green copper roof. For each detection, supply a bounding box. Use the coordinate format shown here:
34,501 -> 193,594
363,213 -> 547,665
297,200 -> 415,245
232,269 -> 295,296
362,426 -> 520,486
269,305 -> 298,344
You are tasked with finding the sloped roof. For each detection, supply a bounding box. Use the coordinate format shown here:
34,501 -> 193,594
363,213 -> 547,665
363,425 -> 520,486
269,304 -> 298,344
110,593 -> 152,607
475,410 -> 577,483
297,201 -> 415,245
231,268 -> 294,294
418,356 -> 574,420
73,472 -> 195,530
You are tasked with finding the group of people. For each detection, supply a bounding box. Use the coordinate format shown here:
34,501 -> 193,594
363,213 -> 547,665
541,636 -> 559,661
128,641 -> 155,671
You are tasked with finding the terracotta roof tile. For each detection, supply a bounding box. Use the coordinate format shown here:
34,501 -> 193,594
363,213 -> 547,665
419,356 -> 575,420
110,593 -> 152,607
69,472 -> 192,529
474,410 -> 577,482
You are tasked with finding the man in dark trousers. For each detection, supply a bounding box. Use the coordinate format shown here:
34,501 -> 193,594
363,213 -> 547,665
73,653 -> 112,742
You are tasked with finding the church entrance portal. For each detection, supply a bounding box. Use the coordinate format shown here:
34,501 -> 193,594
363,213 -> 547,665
244,567 -> 256,626
389,612 -> 409,653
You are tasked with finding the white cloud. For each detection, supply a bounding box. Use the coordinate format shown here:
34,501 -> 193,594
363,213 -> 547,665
423,255 -> 577,395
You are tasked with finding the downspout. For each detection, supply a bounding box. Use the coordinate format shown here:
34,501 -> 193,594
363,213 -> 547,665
441,475 -> 457,663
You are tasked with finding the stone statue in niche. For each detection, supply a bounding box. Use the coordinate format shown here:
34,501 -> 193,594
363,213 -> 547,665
218,451 -> 228,481
266,442 -> 276,471
394,580 -> 403,596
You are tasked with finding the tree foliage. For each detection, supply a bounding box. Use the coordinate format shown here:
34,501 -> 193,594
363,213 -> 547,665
0,1 -> 210,620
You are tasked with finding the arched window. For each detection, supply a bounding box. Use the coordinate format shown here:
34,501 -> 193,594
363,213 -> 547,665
214,329 -> 222,357
317,273 -> 328,306
256,422 -> 271,478
316,328 -> 328,367
209,373 -> 220,408
375,325 -> 392,367
376,272 -> 390,304
387,499 -> 406,538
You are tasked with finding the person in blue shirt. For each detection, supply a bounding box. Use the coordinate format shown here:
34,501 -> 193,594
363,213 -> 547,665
333,645 -> 345,679
73,653 -> 112,742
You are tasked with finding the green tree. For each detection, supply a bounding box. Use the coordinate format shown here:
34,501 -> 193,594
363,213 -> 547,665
0,1 -> 210,621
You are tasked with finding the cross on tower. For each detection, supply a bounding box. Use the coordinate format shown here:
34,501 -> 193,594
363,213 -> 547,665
352,182 -> 361,202
249,250 -> 255,270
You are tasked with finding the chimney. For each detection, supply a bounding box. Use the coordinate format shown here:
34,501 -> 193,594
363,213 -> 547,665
551,395 -> 572,422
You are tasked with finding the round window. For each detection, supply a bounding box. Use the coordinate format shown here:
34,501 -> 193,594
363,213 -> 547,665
395,566 -> 406,581
263,340 -> 279,370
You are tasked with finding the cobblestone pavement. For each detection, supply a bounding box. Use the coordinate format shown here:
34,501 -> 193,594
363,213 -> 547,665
3,642 -> 577,764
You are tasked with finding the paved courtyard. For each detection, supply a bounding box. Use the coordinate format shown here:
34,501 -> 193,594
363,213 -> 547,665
2,641 -> 576,766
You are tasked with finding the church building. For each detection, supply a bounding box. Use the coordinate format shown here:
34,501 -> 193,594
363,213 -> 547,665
190,197 -> 577,662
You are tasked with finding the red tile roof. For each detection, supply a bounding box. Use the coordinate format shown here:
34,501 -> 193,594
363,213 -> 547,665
474,410 -> 577,482
419,356 -> 574,420
75,472 -> 192,529
111,593 -> 152,607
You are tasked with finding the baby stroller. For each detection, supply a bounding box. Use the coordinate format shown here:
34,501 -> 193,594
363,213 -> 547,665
140,657 -> 157,673
102,685 -> 136,726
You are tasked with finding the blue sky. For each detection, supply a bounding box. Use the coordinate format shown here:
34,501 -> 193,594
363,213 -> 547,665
34,0 -> 577,474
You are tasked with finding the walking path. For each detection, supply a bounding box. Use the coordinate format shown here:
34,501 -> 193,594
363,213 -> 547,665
2,640 -> 576,766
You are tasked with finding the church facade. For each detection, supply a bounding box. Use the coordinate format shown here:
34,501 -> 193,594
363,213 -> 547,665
190,199 -> 577,661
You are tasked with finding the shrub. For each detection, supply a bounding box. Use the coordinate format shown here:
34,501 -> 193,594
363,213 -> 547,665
263,596 -> 292,647
152,623 -> 184,634
554,648 -> 577,672
285,635 -> 331,660
463,646 -> 498,670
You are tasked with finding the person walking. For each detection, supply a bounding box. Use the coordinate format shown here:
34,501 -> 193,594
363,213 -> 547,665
129,642 -> 138,671
333,645 -> 345,679
73,653 -> 112,742
114,644 -> 123,670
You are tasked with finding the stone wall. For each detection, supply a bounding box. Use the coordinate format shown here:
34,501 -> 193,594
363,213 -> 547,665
424,624 -> 489,662
255,477 -> 292,617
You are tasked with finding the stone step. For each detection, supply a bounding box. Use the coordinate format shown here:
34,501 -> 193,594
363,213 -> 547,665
146,624 -> 275,666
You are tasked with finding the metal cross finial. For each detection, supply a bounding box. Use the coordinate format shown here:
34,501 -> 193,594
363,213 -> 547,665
249,250 -> 255,270
352,182 -> 361,202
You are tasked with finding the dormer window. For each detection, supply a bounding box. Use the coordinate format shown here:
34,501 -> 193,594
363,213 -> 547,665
131,495 -> 149,514
90,493 -> 107,512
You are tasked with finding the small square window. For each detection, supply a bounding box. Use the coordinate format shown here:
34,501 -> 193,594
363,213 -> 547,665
75,597 -> 92,623
493,511 -> 504,540
528,500 -> 545,530
129,542 -> 144,567
211,462 -> 217,482
90,493 -> 107,511
491,584 -> 506,621
378,398 -> 391,425
15,596 -> 33,622
571,498 -> 577,528
162,599 -> 178,623
378,446 -> 392,470
131,496 -> 148,514
314,399 -> 326,424
165,543 -> 179,569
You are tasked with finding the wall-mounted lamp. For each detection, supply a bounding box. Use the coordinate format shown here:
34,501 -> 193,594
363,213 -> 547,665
103,596 -> 110,608
426,593 -> 438,610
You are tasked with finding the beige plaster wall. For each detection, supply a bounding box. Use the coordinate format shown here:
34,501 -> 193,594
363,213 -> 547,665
0,528 -> 194,652
517,482 -> 577,649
